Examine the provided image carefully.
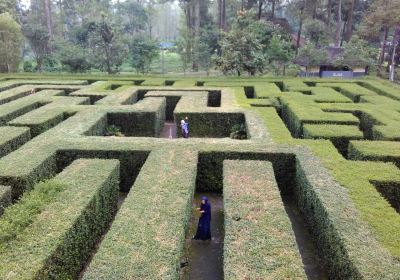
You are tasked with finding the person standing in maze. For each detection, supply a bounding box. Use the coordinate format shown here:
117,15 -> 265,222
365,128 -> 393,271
193,196 -> 212,241
180,119 -> 189,138
185,116 -> 190,137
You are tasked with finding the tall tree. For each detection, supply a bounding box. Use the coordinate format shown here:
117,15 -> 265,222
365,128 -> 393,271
88,15 -> 128,74
0,12 -> 23,72
360,0 -> 400,76
335,0 -> 343,46
0,0 -> 16,17
344,0 -> 355,41
217,0 -> 226,30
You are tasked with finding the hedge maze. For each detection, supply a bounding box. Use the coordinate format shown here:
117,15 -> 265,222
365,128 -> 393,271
0,76 -> 399,279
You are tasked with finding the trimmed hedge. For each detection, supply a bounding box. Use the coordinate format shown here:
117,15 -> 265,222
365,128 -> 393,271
0,158 -> 120,279
0,126 -> 31,158
106,97 -> 166,137
280,96 -> 360,137
196,151 -> 296,193
0,185 -> 11,216
83,148 -> 198,279
294,148 -> 400,279
223,160 -> 306,279
303,124 -> 364,155
348,140 -> 400,167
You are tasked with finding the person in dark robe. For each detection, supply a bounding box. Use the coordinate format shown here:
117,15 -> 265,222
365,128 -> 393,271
193,196 -> 211,240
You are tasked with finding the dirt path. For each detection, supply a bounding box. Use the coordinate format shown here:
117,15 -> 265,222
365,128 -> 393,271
181,192 -> 224,280
160,121 -> 177,138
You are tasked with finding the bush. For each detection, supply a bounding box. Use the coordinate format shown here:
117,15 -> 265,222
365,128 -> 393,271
230,123 -> 247,139
23,61 -> 35,72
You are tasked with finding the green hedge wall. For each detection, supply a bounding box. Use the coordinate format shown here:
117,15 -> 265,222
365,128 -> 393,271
0,158 -> 120,279
174,112 -> 246,138
0,185 -> 11,217
223,160 -> 306,279
0,126 -> 31,158
294,149 -> 400,279
83,148 -> 198,279
57,149 -> 149,192
107,97 -> 166,137
196,151 -> 296,193
348,140 -> 400,167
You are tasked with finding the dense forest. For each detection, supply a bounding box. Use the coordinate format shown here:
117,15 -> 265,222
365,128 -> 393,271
0,0 -> 399,79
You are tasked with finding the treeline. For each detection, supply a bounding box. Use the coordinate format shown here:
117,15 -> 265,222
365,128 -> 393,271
0,0 -> 399,79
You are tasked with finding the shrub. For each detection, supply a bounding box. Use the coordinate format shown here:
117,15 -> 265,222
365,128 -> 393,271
230,123 -> 247,139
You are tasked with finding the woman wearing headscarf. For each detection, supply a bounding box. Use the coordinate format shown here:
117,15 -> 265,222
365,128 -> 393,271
193,196 -> 211,240
180,119 -> 189,138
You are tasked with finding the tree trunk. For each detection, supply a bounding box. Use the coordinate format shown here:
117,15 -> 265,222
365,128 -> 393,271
377,26 -> 389,77
344,0 -> 355,42
271,0 -> 275,19
192,0 -> 201,72
335,0 -> 342,47
218,0 -> 226,30
257,0 -> 263,20
327,0 -> 332,29
44,0 -> 53,39
296,5 -> 304,55
389,26 -> 400,81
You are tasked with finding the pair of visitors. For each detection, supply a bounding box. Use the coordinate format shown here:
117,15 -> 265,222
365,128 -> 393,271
180,117 -> 190,138
193,196 -> 212,241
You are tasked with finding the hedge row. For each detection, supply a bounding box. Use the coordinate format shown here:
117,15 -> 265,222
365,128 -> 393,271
83,148 -> 198,279
357,80 -> 400,101
309,87 -> 353,103
223,160 -> 306,279
196,151 -> 296,193
0,126 -> 31,158
0,79 -> 87,98
348,140 -> 400,167
0,185 -> 11,216
0,158 -> 120,279
0,89 -> 66,125
294,147 -> 400,279
317,82 -> 377,102
303,124 -> 364,155
145,90 -> 208,121
280,96 -> 360,137
8,97 -> 89,137
107,97 -> 166,137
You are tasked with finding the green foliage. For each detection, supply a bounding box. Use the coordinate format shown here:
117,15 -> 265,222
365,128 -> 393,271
303,18 -> 330,47
88,16 -> 128,74
215,10 -> 293,76
223,160 -> 307,279
266,34 -> 294,75
0,159 -> 120,279
83,149 -> 198,279
0,180 -> 67,246
335,35 -> 377,67
295,43 -> 329,66
230,123 -> 247,139
116,0 -> 148,36
23,24 -> 50,72
128,36 -> 159,74
23,60 -> 34,72
0,12 -> 23,73
57,41 -> 91,73
105,124 -> 123,136
214,11 -> 268,76
0,0 -> 16,17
